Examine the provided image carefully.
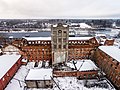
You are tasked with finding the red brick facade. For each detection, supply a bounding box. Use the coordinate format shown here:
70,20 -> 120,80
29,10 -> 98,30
19,37 -> 99,62
54,71 -> 98,79
0,56 -> 22,90
93,48 -> 120,89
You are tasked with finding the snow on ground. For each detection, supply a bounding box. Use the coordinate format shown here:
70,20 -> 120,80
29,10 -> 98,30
5,62 -> 116,90
66,60 -> 99,71
5,62 -> 35,90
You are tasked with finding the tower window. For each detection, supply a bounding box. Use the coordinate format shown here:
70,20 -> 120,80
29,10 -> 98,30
58,38 -> 62,43
58,30 -> 62,36
54,45 -> 57,49
63,31 -> 67,36
63,38 -> 67,42
58,45 -> 61,49
58,30 -> 62,33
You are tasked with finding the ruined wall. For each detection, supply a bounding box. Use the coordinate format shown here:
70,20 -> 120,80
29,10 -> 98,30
93,48 -> 120,89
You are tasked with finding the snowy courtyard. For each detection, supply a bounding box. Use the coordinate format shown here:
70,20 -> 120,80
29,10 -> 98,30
5,62 -> 116,90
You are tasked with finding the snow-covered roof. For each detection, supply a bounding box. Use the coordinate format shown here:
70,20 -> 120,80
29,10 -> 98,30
67,60 -> 98,71
53,24 -> 68,27
69,37 -> 92,40
23,37 -> 51,41
0,54 -> 21,79
9,36 -> 13,38
53,24 -> 57,27
95,34 -> 106,37
23,37 -> 93,41
79,23 -> 92,29
25,68 -> 53,80
99,46 -> 120,62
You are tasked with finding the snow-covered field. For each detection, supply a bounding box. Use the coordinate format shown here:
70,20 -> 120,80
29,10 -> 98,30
5,62 -> 116,90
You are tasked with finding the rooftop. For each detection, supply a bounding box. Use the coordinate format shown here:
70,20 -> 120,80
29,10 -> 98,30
23,37 -> 93,41
25,68 -> 53,80
99,46 -> 120,62
67,60 -> 99,71
0,54 -> 21,79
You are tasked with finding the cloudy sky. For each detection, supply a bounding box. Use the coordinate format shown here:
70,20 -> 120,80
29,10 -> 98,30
0,0 -> 120,19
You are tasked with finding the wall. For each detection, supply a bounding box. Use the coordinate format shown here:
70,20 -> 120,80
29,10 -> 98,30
53,71 -> 98,79
0,56 -> 22,90
93,48 -> 120,89
20,37 -> 98,62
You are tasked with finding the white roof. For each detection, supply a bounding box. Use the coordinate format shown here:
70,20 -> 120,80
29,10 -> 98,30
99,46 -> 120,62
23,37 -> 93,41
69,37 -> 92,40
23,37 -> 51,41
53,24 -> 68,27
25,68 -> 53,80
67,60 -> 98,71
9,36 -> 13,38
0,54 -> 21,79
79,23 -> 92,29
95,34 -> 106,37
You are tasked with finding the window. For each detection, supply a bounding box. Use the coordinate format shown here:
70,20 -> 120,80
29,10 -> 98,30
58,38 -> 62,43
63,45 -> 66,49
58,30 -> 62,33
83,74 -> 86,78
59,45 -> 61,49
7,73 -> 9,76
54,45 -> 57,49
53,31 -> 57,35
111,64 -> 113,67
53,37 -> 57,42
58,30 -> 62,36
28,42 -> 31,44
2,78 -> 4,81
115,67 -> 117,69
116,62 -> 119,66
38,41 -> 40,44
63,31 -> 67,36
63,38 -> 67,42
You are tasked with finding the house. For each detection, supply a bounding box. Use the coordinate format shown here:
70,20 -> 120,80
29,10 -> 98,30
25,68 -> 53,88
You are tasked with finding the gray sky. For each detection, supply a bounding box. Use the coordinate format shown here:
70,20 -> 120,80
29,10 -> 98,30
0,0 -> 120,19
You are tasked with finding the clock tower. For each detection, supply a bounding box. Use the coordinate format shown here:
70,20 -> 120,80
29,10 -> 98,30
51,23 -> 69,65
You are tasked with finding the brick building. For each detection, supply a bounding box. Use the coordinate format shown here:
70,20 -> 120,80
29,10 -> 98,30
0,54 -> 22,90
93,46 -> 120,89
20,36 -> 98,63
10,23 -> 119,89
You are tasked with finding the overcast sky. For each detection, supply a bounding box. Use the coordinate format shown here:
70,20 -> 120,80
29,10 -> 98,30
0,0 -> 120,19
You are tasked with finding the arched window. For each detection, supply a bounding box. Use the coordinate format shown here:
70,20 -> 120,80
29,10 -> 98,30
58,30 -> 62,36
